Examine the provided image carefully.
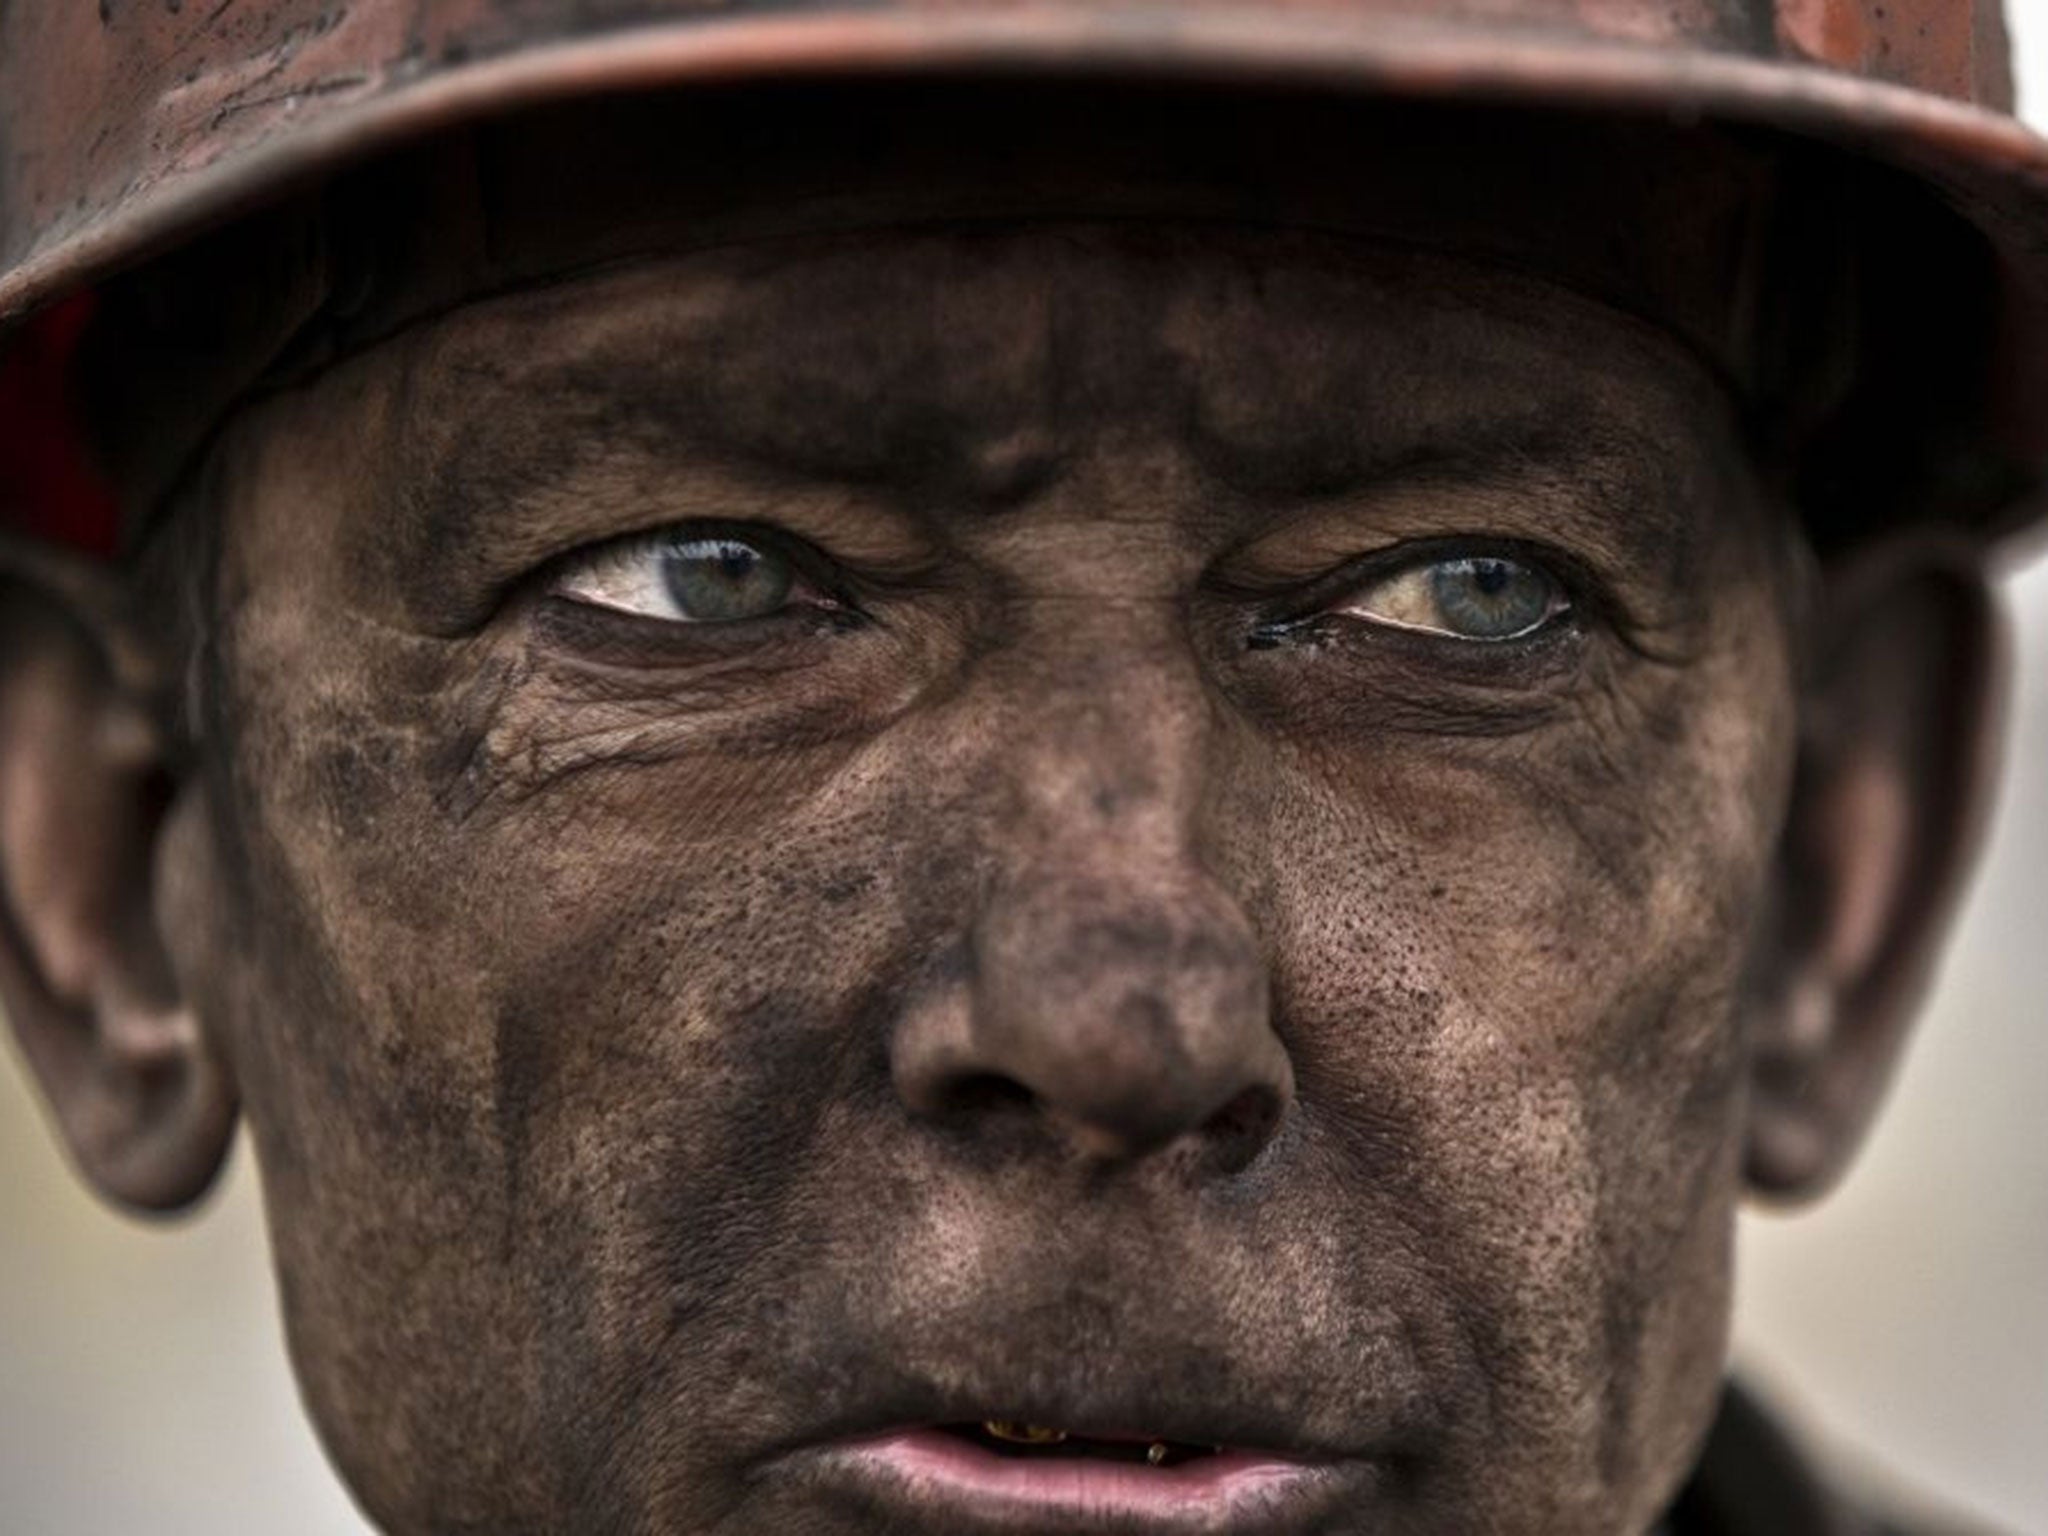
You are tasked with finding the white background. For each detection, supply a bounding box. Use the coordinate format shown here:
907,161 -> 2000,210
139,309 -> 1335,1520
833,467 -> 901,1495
5,11 -> 2048,1532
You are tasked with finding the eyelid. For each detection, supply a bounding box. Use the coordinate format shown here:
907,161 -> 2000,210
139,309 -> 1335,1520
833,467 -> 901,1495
1335,556 -> 1570,641
1236,537 -> 1612,655
1254,538 -> 1561,605
546,520 -> 847,619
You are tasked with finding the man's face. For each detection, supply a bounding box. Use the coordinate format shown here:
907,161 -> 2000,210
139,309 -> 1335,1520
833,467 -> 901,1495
171,223 -> 1797,1534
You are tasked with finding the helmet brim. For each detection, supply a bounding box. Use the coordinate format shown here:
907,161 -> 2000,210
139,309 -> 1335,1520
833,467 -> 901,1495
7,7 -> 2048,533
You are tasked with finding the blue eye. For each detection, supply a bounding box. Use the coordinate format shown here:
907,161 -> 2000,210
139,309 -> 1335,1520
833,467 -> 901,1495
1424,557 -> 1560,640
1336,553 -> 1568,641
661,537 -> 794,621
553,531 -> 804,623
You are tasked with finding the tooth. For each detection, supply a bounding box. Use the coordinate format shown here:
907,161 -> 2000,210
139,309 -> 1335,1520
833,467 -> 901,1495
984,1421 -> 1068,1445
1146,1442 -> 1169,1466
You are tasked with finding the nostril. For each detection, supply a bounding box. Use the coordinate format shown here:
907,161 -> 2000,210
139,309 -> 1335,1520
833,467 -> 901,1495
1196,1085 -> 1285,1175
937,1072 -> 1040,1122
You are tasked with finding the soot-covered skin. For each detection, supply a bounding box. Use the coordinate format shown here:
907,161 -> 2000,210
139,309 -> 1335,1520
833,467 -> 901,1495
165,226 -> 1796,1535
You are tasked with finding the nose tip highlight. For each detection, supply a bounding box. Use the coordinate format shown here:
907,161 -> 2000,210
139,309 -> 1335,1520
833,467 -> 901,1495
890,869 -> 1294,1172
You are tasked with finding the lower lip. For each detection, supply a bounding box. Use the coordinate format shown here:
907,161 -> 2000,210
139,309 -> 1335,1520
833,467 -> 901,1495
809,1427 -> 1347,1530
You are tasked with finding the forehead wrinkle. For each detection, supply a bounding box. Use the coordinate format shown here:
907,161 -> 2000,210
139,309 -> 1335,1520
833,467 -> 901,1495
414,239 -> 1093,502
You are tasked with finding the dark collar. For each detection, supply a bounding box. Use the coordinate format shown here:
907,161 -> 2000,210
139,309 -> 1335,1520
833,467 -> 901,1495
1666,1381 -> 1992,1536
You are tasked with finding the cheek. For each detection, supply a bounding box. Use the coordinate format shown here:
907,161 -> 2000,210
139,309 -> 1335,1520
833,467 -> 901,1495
1261,621 -> 1791,1509
204,590 -> 980,1521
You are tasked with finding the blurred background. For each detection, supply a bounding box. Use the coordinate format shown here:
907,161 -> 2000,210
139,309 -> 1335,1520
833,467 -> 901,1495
6,15 -> 2048,1536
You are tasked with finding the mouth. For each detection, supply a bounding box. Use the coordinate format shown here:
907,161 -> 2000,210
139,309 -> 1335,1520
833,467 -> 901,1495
962,1419 -> 1225,1466
786,1415 -> 1372,1533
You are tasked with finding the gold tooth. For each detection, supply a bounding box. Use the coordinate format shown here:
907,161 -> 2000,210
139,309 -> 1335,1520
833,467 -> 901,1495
1146,1442 -> 1169,1466
983,1420 -> 1069,1446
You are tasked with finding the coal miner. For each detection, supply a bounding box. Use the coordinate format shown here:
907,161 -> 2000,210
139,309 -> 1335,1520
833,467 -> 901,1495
0,2 -> 2040,1533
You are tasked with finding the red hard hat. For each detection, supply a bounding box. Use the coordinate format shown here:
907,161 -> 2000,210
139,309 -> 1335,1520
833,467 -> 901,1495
3,0 -> 2047,550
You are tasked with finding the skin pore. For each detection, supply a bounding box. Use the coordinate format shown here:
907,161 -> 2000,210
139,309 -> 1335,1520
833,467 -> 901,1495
0,216 -> 2000,1535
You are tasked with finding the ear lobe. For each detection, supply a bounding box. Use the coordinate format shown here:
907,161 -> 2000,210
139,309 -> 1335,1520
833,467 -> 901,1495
0,562 -> 236,1213
1745,537 -> 2002,1202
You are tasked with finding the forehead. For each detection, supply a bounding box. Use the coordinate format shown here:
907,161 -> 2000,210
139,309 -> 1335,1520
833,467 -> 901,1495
388,222 -> 1730,499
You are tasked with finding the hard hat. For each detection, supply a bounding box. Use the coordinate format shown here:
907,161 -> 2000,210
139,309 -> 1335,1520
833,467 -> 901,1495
3,0 -> 2046,551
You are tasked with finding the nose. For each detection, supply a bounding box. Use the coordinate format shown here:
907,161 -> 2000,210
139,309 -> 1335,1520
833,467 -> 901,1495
891,601 -> 1293,1171
898,863 -> 1293,1168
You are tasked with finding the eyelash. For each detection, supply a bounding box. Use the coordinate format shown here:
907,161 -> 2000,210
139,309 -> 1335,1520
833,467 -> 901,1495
1242,538 -> 1591,650
541,522 -> 1606,675
547,522 -> 863,615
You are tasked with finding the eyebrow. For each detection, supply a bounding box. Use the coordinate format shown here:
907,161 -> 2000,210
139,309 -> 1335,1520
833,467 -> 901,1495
394,328 -> 1064,569
1440,414 -> 1706,583
1194,400 -> 1709,592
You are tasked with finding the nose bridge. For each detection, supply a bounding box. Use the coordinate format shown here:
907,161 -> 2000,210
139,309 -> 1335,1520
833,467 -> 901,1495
890,610 -> 1292,1168
1001,600 -> 1216,859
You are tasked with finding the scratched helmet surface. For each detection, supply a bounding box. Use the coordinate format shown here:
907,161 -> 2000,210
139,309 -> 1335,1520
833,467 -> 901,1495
4,0 -> 2048,544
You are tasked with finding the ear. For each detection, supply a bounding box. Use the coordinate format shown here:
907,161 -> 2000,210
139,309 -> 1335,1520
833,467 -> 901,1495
1744,532 -> 2003,1202
0,537 -> 236,1213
